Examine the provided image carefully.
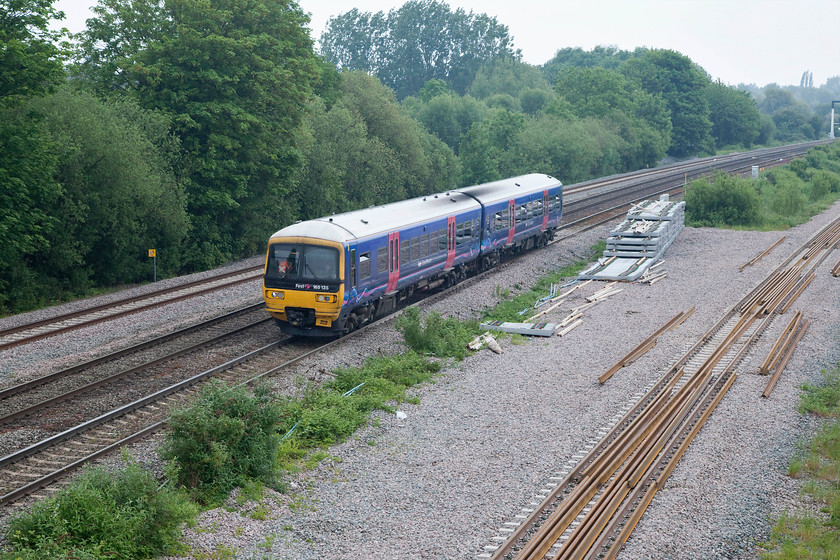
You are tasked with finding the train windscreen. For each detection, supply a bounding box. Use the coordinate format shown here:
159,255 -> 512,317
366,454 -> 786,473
265,243 -> 340,288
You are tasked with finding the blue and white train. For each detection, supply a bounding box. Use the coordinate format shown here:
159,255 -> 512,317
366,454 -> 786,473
262,173 -> 563,336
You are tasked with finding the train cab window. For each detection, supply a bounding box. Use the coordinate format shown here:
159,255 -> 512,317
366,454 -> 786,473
360,252 -> 371,279
378,246 -> 387,274
266,243 -> 338,284
410,236 -> 420,261
420,234 -> 429,258
400,239 -> 410,266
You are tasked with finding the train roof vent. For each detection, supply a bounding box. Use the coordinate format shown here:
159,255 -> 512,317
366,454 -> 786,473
515,182 -> 520,186
361,219 -> 368,224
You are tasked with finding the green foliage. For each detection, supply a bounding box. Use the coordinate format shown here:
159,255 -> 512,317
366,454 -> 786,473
320,0 -> 517,98
687,149 -> 840,230
276,352 -> 439,465
762,363 -> 840,559
483,245 -> 602,323
2,460 -> 197,560
161,381 -> 284,505
704,81 -> 761,148
396,306 -> 479,360
468,57 -> 551,101
0,0 -> 67,105
294,71 -> 460,220
76,0 -> 320,265
685,173 -> 762,227
30,86 -> 189,286
623,49 -> 714,157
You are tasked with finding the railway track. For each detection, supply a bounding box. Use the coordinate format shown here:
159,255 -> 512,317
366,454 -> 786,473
484,206 -> 840,560
0,265 -> 264,351
0,141 -> 828,510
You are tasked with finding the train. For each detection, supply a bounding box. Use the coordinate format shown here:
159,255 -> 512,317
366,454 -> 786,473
262,173 -> 563,336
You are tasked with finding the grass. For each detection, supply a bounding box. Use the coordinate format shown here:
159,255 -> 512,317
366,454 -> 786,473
761,363 -> 840,559
482,240 -> 605,323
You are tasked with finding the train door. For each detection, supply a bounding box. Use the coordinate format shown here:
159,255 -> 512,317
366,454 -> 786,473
387,232 -> 399,293
507,199 -> 515,245
349,246 -> 357,301
445,216 -> 456,269
541,190 -> 549,230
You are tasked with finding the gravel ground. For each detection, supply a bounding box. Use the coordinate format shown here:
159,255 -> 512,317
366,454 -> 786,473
2,204 -> 840,560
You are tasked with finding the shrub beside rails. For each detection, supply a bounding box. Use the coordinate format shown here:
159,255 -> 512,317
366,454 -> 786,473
262,173 -> 563,336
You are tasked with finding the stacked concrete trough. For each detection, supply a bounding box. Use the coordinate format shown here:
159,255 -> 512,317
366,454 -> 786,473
578,196 -> 685,282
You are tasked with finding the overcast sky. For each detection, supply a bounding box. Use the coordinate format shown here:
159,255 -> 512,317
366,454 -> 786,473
53,0 -> 839,87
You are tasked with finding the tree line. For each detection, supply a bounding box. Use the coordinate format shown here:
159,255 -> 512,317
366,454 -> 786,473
1,0 -> 837,315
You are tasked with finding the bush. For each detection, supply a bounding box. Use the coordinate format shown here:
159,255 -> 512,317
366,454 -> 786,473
685,172 -> 762,227
274,351 -> 439,469
396,306 -> 479,360
3,460 -> 196,560
160,381 -> 283,505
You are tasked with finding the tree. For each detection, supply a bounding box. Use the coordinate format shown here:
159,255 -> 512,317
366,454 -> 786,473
320,0 -> 517,98
0,0 -> 66,311
31,86 -> 190,286
703,81 -> 761,148
0,0 -> 67,103
542,45 -> 637,84
623,49 -> 713,157
76,0 -> 320,265
554,66 -> 670,169
294,72 -> 459,219
404,91 -> 489,152
468,57 -> 550,100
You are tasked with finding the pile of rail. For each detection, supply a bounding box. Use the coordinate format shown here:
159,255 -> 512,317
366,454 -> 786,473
578,196 -> 685,282
486,213 -> 840,560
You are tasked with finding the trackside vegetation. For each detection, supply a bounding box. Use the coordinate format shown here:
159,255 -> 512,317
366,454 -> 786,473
0,242 -> 603,559
760,363 -> 840,558
1,458 -> 198,560
686,143 -> 840,229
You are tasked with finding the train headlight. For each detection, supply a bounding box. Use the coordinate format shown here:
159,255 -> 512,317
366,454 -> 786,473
269,291 -> 284,299
316,294 -> 334,303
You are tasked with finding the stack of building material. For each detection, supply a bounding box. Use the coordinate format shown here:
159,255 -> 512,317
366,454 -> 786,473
578,195 -> 685,282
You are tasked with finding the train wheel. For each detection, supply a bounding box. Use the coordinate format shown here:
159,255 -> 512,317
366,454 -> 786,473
346,313 -> 360,334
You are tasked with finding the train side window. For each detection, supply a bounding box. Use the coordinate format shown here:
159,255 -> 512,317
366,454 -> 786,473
456,222 -> 465,246
410,236 -> 419,261
463,220 -> 472,240
378,246 -> 387,274
420,234 -> 429,258
493,212 -> 503,231
360,252 -> 371,279
429,230 -> 438,254
439,228 -> 447,252
350,249 -> 357,288
401,238 -> 410,266
516,204 -> 527,224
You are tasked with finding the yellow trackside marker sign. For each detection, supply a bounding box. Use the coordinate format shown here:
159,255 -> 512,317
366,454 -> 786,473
148,249 -> 156,257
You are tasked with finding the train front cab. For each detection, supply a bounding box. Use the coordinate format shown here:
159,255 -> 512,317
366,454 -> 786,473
263,237 -> 345,336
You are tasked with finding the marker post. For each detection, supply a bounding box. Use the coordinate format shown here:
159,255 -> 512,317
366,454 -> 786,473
148,249 -> 157,282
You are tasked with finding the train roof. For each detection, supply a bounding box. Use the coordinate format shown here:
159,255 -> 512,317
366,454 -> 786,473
269,190 -> 481,244
456,173 -> 562,204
